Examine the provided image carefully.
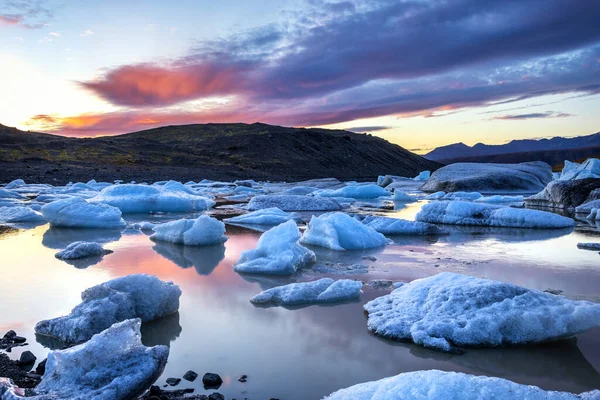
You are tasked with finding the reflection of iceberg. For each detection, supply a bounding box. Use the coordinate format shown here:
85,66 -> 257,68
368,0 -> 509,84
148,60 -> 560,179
59,254 -> 107,269
307,244 -> 385,265
439,225 -> 573,243
141,312 -> 182,348
222,222 -> 272,232
152,241 -> 225,275
42,227 -> 122,249
238,273 -> 298,291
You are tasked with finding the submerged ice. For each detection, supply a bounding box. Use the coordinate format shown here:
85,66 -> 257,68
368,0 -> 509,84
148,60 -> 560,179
250,278 -> 362,306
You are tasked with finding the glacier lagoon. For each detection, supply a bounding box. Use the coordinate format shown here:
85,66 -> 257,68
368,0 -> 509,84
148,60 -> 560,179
1,197 -> 600,399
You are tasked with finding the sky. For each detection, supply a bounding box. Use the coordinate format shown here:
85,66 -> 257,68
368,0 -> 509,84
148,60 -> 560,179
1,0 -> 599,154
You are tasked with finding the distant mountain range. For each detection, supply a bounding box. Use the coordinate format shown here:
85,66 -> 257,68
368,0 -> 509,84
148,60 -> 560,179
0,122 -> 441,184
425,132 -> 600,165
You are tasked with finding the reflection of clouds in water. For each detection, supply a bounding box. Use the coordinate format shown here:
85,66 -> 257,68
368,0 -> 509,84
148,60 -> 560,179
42,227 -> 122,249
152,242 -> 225,275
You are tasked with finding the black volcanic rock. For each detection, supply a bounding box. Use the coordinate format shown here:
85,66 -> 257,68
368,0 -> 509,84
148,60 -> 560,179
0,123 -> 440,184
526,178 -> 600,209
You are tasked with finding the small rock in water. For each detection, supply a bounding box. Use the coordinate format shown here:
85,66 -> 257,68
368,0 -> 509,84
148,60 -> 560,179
362,256 -> 377,261
238,374 -> 248,382
202,372 -> 223,388
183,370 -> 199,381
166,377 -> 181,386
366,280 -> 394,289
208,393 -> 224,400
36,358 -> 47,375
0,330 -> 28,352
17,351 -> 36,366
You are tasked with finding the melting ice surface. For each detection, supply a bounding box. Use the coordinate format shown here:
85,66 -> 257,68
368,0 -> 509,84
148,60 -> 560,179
1,184 -> 600,399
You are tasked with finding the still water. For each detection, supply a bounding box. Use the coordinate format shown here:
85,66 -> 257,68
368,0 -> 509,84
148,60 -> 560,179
1,202 -> 600,399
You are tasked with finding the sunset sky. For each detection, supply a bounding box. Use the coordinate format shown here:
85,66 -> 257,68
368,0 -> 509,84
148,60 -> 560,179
1,0 -> 599,153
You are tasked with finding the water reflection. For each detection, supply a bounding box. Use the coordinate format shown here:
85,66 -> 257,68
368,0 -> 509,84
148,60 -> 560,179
58,254 -> 108,269
42,227 -> 122,249
440,225 -> 574,243
141,312 -> 182,348
152,242 -> 226,275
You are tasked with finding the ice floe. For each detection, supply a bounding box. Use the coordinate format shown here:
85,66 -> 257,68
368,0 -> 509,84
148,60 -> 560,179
90,184 -> 215,213
316,184 -> 391,199
413,170 -> 431,181
559,158 -> 600,180
360,215 -> 448,236
234,220 -> 316,275
250,278 -> 362,306
526,179 -> 600,209
150,215 -> 227,246
247,195 -> 343,211
300,212 -> 390,250
475,194 -> 525,203
364,272 -> 600,352
0,206 -> 45,223
35,274 -> 181,345
392,190 -> 416,202
55,241 -> 112,260
41,197 -> 126,229
0,189 -> 25,200
224,207 -> 296,225
577,243 -> 600,251
416,201 -> 575,229
323,370 -> 600,400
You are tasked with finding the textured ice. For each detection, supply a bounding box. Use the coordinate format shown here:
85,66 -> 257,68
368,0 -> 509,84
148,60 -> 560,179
317,184 -> 391,199
278,186 -> 318,196
361,215 -> 448,236
441,192 -> 483,201
0,189 -> 25,200
35,274 -> 181,345
28,319 -> 167,400
300,212 -> 390,250
55,241 -> 112,260
0,206 -> 45,223
130,221 -> 157,231
392,190 -> 416,202
475,194 -> 525,203
250,278 -> 362,306
425,191 -> 446,200
413,170 -> 431,181
41,197 -> 126,229
576,200 -> 600,214
416,201 -> 575,229
150,215 -> 227,246
234,220 -> 316,275
323,370 -> 600,400
90,184 -> 215,213
224,208 -> 296,225
587,208 -> 600,221
4,179 -> 26,189
560,158 -> 600,180
248,195 -> 343,211
577,243 -> 600,251
364,272 -> 600,352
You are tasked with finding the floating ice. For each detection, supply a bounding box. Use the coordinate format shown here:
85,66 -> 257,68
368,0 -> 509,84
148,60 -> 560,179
21,319 -> 167,400
316,184 -> 391,199
224,208 -> 296,225
247,195 -> 343,211
55,241 -> 112,260
250,278 -> 362,306
360,215 -> 448,236
587,208 -> 600,221
300,212 -> 390,250
413,171 -> 431,181
364,272 -> 600,352
4,179 -> 26,189
441,192 -> 483,201
323,370 -> 600,400
41,197 -> 126,229
35,274 -> 181,345
475,194 -> 525,203
0,189 -> 25,200
416,201 -> 575,229
90,184 -> 215,213
560,158 -> 600,180
0,206 -> 45,223
278,186 -> 318,196
425,191 -> 446,200
577,243 -> 600,251
577,200 -> 600,215
392,190 -> 416,202
234,220 -> 316,275
130,221 -> 157,231
150,215 -> 227,246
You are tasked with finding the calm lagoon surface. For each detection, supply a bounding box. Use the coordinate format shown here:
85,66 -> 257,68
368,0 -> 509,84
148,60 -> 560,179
1,201 -> 600,399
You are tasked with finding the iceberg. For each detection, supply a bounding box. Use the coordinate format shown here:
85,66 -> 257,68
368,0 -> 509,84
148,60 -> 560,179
4,179 -> 26,189
41,197 -> 126,229
11,319 -> 167,400
425,191 -> 446,200
278,186 -> 318,196
300,212 -> 390,250
577,243 -> 600,251
475,194 -> 525,203
413,170 -> 430,181
0,189 -> 25,200
323,370 -> 600,400
90,184 -> 215,213
586,208 -> 600,221
247,195 -> 343,211
560,158 -> 600,180
360,215 -> 448,236
234,220 -> 316,275
392,190 -> 416,202
0,206 -> 45,223
416,201 -> 575,229
224,208 -> 296,225
55,241 -> 113,260
364,272 -> 600,352
316,184 -> 391,199
526,179 -> 600,209
35,274 -> 181,345
441,191 -> 483,201
150,215 -> 227,246
250,278 -> 362,307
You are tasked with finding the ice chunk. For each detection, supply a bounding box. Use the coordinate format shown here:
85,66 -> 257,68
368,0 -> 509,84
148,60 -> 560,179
4,179 -> 25,189
29,319 -> 167,400
90,184 -> 215,213
475,194 -> 525,203
316,184 -> 391,199
364,272 -> 600,352
35,274 -> 181,345
224,208 -> 296,225
278,186 -> 318,196
560,158 -> 600,180
234,220 -> 316,275
0,206 -> 45,223
392,190 -> 416,202
150,215 -> 227,246
526,179 -> 600,209
55,241 -> 112,260
323,370 -> 599,400
360,215 -> 448,236
441,191 -> 483,201
577,243 -> 600,251
587,208 -> 600,221
416,201 -> 575,229
425,191 -> 446,200
300,212 -> 390,250
130,221 -> 157,231
250,278 -> 362,306
41,197 -> 126,229
577,200 -> 600,214
0,189 -> 25,200
413,170 -> 430,181
247,195 -> 343,211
